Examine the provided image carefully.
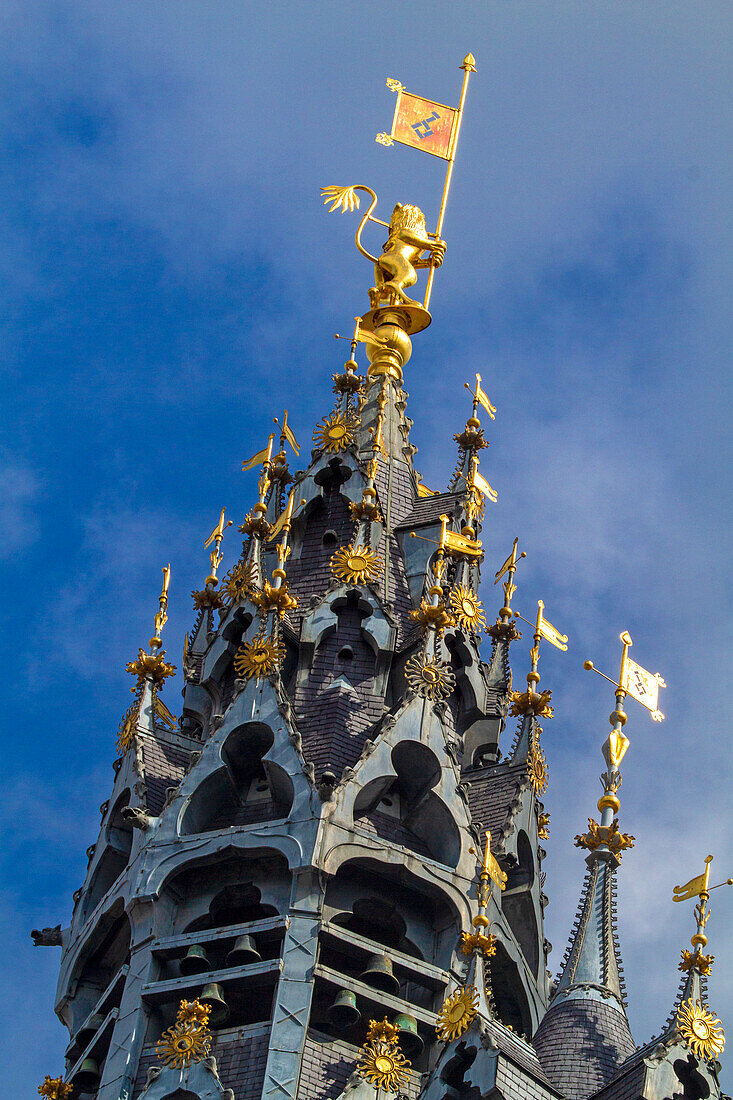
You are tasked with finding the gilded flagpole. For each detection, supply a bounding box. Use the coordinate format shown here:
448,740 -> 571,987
424,53 -> 476,311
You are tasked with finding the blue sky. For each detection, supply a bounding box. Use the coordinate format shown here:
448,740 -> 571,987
1,2 -> 731,1093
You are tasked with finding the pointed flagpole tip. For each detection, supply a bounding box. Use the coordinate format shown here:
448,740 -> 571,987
461,53 -> 477,72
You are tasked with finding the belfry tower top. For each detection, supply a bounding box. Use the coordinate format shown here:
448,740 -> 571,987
34,52 -> 729,1100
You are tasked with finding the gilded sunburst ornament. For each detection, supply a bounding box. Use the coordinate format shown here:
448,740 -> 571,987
156,999 -> 212,1069
222,561 -> 257,604
449,585 -> 486,632
116,698 -> 141,756
233,637 -> 285,680
313,412 -> 357,453
435,986 -> 479,1041
38,1077 -> 74,1099
527,742 -> 549,795
405,653 -> 456,700
356,1040 -> 411,1092
330,544 -> 382,585
676,999 -> 725,1060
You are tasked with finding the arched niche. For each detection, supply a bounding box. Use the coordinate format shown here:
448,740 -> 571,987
490,938 -> 533,1036
179,883 -> 280,968
311,591 -> 377,687
68,903 -> 130,1033
179,722 -> 293,835
322,857 -> 460,973
82,793 -> 133,920
463,716 -> 503,769
287,465 -> 355,580
161,849 -> 290,938
501,831 -> 539,976
352,742 -> 459,867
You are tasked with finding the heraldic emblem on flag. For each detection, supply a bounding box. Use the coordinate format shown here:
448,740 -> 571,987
622,656 -> 666,721
377,78 -> 460,160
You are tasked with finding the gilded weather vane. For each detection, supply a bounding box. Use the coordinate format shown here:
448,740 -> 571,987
574,633 -> 666,859
322,54 -> 476,330
672,854 -> 731,1060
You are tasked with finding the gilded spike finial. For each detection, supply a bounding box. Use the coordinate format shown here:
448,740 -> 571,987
487,537 -> 526,642
573,632 -> 667,859
673,854 -> 732,972
240,433 -> 276,540
190,508 -> 232,611
509,599 -> 567,719
672,855 -> 731,1058
436,827 -> 500,1045
123,566 -> 176,685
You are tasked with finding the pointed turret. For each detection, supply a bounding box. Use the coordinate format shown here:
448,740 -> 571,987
534,631 -> 666,1099
589,856 -> 730,1100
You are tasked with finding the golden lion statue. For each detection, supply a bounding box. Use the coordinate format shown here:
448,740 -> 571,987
322,185 -> 446,310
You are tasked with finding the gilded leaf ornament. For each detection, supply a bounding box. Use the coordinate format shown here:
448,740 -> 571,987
574,817 -> 635,857
679,948 -> 715,977
508,688 -> 553,719
38,1077 -> 74,1099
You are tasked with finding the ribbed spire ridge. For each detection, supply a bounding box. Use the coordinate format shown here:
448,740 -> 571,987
552,853 -> 627,1007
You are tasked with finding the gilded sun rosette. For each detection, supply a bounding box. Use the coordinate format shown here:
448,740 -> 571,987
436,985 -> 479,1042
330,544 -> 382,585
679,948 -> 715,977
356,1039 -> 411,1093
449,585 -> 486,633
405,653 -> 456,700
676,999 -> 725,1060
116,696 -> 141,756
527,741 -> 549,796
222,561 -> 257,604
38,1077 -> 74,1100
313,412 -> 357,453
156,998 -> 212,1069
233,637 -> 285,680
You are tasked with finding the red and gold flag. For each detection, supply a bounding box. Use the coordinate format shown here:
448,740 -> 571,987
377,81 -> 458,161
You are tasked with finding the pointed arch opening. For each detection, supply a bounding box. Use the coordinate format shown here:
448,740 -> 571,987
501,830 -> 540,976
180,722 -> 293,834
352,743 -> 459,866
